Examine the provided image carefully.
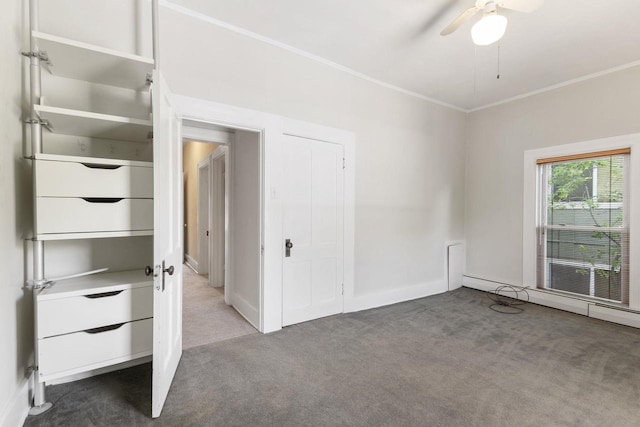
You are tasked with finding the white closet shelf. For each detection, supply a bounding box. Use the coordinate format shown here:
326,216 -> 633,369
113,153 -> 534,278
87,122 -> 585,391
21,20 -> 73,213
34,31 -> 154,90
36,230 -> 153,241
34,105 -> 152,143
34,153 -> 152,168
38,269 -> 152,302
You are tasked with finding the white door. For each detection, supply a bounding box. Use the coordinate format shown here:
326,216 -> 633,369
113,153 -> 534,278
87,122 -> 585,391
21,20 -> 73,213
152,70 -> 183,418
209,146 -> 228,290
282,135 -> 344,326
197,159 -> 210,275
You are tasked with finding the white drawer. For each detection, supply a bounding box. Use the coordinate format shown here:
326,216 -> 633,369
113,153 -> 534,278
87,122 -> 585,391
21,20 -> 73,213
36,197 -> 153,235
38,286 -> 152,339
35,159 -> 152,198
39,318 -> 152,379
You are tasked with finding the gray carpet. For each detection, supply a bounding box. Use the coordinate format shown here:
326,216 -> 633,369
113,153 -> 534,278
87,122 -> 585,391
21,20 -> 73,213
182,266 -> 257,349
24,288 -> 640,426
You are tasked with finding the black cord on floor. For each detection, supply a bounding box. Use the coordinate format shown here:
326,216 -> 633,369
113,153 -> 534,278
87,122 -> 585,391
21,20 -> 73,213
487,285 -> 530,314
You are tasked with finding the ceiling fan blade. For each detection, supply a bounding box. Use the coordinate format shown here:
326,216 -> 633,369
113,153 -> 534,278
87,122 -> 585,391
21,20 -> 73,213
497,0 -> 544,13
440,7 -> 479,36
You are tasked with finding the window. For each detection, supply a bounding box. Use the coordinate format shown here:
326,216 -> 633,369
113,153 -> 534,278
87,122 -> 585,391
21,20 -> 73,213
537,149 -> 629,304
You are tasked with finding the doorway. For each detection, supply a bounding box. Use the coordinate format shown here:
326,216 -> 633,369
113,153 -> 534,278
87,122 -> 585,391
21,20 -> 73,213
181,120 -> 260,348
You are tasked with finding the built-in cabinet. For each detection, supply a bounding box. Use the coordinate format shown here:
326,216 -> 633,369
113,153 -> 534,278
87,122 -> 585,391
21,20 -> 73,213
29,23 -> 155,384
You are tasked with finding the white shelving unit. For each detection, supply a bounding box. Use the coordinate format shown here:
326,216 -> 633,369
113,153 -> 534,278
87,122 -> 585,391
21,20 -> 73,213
34,104 -> 152,142
38,269 -> 151,301
26,0 -> 156,414
33,31 -> 154,90
34,152 -> 152,167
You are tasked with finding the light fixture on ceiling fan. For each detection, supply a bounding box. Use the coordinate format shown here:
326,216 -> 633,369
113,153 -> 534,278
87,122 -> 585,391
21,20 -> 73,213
440,0 -> 544,46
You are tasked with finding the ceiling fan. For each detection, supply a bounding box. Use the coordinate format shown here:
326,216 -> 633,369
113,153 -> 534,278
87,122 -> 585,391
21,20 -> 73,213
440,0 -> 544,46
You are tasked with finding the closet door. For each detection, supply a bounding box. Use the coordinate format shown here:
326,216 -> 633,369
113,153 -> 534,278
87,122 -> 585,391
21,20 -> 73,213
281,135 -> 345,326
151,70 -> 183,418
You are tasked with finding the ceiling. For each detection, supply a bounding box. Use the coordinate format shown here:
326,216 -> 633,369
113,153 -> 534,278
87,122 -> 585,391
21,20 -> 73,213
170,0 -> 640,111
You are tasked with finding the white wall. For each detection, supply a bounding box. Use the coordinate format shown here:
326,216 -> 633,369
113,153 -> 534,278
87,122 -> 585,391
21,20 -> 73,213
1,0 -> 32,424
158,6 -> 467,301
465,65 -> 640,286
230,130 -> 261,327
2,1 -> 466,421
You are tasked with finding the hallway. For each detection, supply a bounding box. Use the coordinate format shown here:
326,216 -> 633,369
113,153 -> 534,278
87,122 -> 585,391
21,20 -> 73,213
183,265 -> 257,349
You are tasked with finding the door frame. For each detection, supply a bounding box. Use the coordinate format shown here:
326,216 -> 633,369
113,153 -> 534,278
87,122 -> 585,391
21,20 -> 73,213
196,157 -> 210,275
208,146 -> 229,292
175,95 -> 355,333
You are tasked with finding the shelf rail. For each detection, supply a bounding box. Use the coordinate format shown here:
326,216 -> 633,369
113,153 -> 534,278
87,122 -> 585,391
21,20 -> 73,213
27,0 -> 51,415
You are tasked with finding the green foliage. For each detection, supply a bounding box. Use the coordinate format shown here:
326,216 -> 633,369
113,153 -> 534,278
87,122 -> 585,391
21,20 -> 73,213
550,160 -> 599,204
547,157 -> 625,284
549,158 -> 624,206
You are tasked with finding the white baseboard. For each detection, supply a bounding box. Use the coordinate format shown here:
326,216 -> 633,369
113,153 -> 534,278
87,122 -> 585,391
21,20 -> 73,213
232,294 -> 260,330
589,304 -> 640,328
463,275 -> 640,328
344,279 -> 447,313
463,276 -> 589,315
0,379 -> 29,427
46,356 -> 151,386
185,254 -> 199,273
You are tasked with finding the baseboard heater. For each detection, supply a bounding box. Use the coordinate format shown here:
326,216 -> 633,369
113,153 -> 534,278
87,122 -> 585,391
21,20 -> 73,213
463,275 -> 640,329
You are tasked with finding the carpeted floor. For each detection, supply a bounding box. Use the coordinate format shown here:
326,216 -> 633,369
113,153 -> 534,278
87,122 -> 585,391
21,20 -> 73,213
24,288 -> 640,426
182,266 -> 257,349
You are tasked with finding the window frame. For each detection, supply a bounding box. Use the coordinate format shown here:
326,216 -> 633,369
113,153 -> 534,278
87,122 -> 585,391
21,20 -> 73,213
538,154 -> 628,303
523,134 -> 640,310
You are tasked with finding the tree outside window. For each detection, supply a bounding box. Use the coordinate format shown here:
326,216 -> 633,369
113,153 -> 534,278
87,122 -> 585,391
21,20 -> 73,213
543,155 -> 626,302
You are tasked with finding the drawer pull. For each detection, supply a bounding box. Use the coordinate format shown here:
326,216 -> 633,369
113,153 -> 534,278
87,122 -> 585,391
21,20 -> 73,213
81,197 -> 124,204
84,290 -> 123,299
84,323 -> 125,334
81,163 -> 123,170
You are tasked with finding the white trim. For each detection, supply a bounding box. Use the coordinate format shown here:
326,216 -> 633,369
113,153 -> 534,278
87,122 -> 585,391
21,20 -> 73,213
182,126 -> 232,145
523,134 -> 640,310
550,201 -> 624,210
231,293 -> 260,330
544,224 -> 625,233
161,0 -> 640,114
159,0 -> 465,113
160,0 -> 640,114
0,379 -> 29,427
470,60 -> 640,112
463,275 -> 640,329
174,95 -> 356,333
184,253 -> 199,273
197,157 -> 210,276
589,305 -> 640,329
208,146 -> 228,290
464,276 -> 590,316
549,257 -> 614,272
344,280 -> 447,313
445,240 -> 465,291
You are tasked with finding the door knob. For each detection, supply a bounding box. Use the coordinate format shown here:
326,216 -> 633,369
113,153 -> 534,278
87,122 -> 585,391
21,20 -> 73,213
285,239 -> 293,257
160,260 -> 174,292
145,266 -> 153,276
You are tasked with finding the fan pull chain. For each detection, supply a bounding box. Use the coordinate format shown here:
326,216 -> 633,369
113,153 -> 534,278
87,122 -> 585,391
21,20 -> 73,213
473,44 -> 477,97
497,45 -> 501,80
